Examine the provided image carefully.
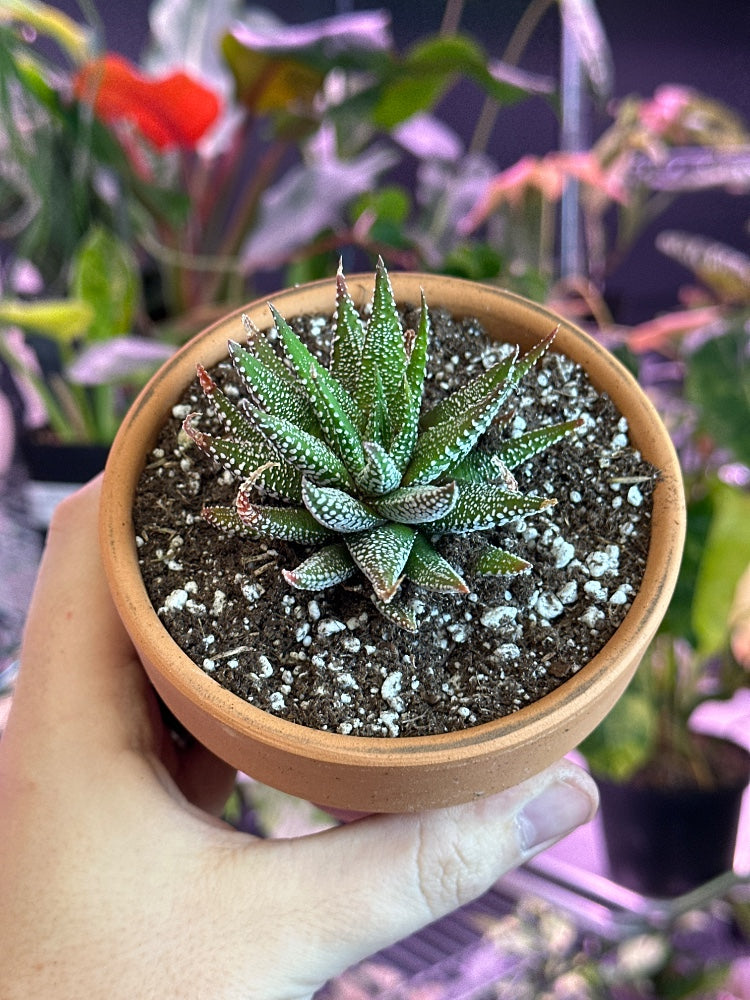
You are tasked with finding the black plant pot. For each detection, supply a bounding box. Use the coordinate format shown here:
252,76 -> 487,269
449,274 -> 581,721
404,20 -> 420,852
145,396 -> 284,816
20,437 -> 109,484
19,434 -> 109,530
597,745 -> 750,898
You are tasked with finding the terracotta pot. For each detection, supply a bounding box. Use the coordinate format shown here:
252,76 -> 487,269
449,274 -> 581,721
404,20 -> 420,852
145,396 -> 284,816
99,273 -> 686,814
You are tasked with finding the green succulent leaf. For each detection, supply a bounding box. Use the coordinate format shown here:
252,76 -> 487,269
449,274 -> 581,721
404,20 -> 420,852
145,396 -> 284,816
355,258 -> 408,444
403,379 -> 508,486
511,328 -> 558,384
354,440 -> 402,495
229,339 -> 316,431
346,522 -> 416,602
444,449 -> 518,488
495,417 -> 584,470
404,533 -> 468,593
236,487 -> 333,544
370,481 -> 459,524
196,364 -> 257,441
302,477 -> 384,532
240,314 -> 296,384
372,594 -> 419,632
248,404 -> 352,487
430,483 -> 556,534
475,544 -> 532,576
183,411 -> 303,501
201,505 -> 259,536
272,304 -> 360,429
283,542 -> 356,591
419,347 -> 517,431
329,264 -> 366,396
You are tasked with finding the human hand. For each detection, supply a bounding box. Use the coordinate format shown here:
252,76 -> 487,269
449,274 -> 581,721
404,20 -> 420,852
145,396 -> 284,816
0,477 -> 598,1000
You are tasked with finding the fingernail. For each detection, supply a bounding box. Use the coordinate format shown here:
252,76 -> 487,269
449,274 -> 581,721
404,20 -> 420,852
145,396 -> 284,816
517,777 -> 598,855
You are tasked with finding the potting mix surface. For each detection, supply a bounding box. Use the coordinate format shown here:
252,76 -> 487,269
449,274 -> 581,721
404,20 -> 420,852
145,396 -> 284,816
134,307 -> 655,737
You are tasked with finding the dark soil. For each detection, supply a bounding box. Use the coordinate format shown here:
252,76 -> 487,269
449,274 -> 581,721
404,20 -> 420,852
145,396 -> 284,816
133,306 -> 656,738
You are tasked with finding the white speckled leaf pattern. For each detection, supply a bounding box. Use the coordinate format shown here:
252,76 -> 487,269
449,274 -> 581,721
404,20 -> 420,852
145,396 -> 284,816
190,262 -> 578,628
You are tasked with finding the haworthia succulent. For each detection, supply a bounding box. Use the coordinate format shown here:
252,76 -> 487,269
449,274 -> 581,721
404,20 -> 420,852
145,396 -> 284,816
189,261 -> 583,629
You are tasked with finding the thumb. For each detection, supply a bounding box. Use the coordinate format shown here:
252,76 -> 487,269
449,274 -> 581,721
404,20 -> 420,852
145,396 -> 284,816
227,759 -> 598,994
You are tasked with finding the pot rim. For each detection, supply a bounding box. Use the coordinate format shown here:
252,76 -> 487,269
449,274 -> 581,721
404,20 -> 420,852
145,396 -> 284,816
100,272 -> 686,791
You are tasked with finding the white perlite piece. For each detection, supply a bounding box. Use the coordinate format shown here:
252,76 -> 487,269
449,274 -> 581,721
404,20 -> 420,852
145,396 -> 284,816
381,671 -> 405,713
627,485 -> 644,507
480,605 -> 517,628
579,606 -> 606,629
550,536 -> 575,569
557,580 -> 578,605
379,711 -> 400,736
161,588 -> 189,613
318,618 -> 347,637
268,691 -> 285,712
586,544 -> 620,578
241,581 -> 266,603
535,592 -> 564,620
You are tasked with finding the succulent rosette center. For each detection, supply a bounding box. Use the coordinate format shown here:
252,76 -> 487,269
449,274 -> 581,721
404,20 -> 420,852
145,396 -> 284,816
184,260 -> 582,630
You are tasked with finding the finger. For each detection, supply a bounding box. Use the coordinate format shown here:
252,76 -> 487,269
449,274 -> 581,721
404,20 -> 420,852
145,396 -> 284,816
222,759 -> 599,992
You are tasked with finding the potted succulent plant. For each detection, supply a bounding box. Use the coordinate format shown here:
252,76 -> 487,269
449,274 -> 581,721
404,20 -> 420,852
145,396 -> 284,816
99,262 -> 685,814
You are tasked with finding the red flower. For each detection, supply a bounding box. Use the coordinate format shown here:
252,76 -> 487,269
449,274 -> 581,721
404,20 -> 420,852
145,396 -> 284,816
74,54 -> 221,151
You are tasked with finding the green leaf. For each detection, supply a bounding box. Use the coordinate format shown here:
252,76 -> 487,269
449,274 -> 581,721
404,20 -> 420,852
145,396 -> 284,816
475,545 -> 532,576
511,328 -> 558,385
685,317 -> 750,466
283,543 -> 356,591
183,412 -> 303,501
241,315 -> 296,384
201,504 -> 259,536
371,594 -> 418,631
658,492 -> 714,642
373,35 -> 529,129
221,31 -> 324,115
346,522 -> 416,602
2,0 -> 94,62
71,226 -> 138,341
692,480 -> 750,658
430,483 -> 556,534
329,264 -> 366,396
355,258 -> 408,444
370,482 -> 458,524
272,304 -> 361,431
419,348 -> 517,431
404,379 -> 509,487
241,404 -> 352,488
0,297 -> 93,341
228,338 -> 317,432
236,488 -> 333,544
579,687 -> 657,781
404,533 -> 468,593
354,440 -> 402,495
387,291 -> 429,473
494,418 -> 584,471
446,449 -> 517,488
301,478 -> 383,533
196,364 -> 255,441
442,243 -> 503,281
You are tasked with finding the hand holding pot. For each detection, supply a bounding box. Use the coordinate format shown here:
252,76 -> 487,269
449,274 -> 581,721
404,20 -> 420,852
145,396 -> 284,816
0,478 -> 598,1000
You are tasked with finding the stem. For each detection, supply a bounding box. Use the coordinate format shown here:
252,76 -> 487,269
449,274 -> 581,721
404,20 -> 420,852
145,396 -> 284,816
439,0 -> 466,36
469,0 -> 556,154
204,139 -> 291,304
